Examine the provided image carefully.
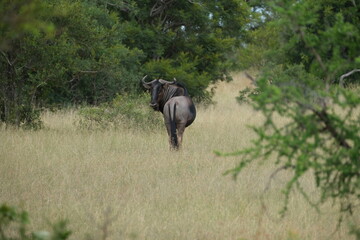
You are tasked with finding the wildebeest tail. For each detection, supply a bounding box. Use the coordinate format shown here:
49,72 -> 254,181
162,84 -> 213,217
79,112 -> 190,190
169,104 -> 178,149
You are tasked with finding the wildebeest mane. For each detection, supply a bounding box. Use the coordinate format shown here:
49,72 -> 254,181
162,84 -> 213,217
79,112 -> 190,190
158,82 -> 188,112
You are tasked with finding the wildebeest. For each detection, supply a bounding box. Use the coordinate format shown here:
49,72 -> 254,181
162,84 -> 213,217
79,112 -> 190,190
142,76 -> 196,150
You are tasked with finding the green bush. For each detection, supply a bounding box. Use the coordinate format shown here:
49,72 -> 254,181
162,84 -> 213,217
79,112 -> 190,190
0,204 -> 71,240
0,103 -> 43,130
77,93 -> 163,131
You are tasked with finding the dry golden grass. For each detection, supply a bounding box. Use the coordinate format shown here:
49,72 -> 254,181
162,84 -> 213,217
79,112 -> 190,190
0,72 -> 357,240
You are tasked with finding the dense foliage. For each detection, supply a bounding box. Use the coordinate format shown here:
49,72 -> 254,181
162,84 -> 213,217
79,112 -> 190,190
222,0 -> 360,218
0,204 -> 71,240
77,93 -> 163,130
0,0 -> 251,128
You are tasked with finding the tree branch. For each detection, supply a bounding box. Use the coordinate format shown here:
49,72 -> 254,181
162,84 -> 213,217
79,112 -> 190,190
339,69 -> 360,87
0,51 -> 12,66
263,165 -> 294,193
297,28 -> 331,90
150,0 -> 175,17
106,1 -> 131,12
350,0 -> 357,7
244,72 -> 256,85
298,29 -> 327,73
312,109 -> 351,149
78,70 -> 98,74
188,0 -> 203,5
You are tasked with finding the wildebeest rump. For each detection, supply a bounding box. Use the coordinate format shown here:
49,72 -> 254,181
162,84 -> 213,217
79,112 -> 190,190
142,76 -> 196,150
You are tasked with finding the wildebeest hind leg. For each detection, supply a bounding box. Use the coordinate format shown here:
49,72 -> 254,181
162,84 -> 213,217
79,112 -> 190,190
165,105 -> 179,150
165,122 -> 172,147
177,123 -> 186,148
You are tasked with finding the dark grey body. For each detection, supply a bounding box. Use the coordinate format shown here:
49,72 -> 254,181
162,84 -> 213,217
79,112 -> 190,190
142,76 -> 196,150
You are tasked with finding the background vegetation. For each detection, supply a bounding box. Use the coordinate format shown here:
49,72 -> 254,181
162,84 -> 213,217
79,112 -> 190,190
1,0 -> 254,128
1,0 -> 359,239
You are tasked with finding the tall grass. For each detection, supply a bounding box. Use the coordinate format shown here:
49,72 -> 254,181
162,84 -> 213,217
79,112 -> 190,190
0,73 -> 357,240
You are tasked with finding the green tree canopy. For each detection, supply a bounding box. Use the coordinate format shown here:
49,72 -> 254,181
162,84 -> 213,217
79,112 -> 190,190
111,0 -> 251,98
0,0 -> 253,127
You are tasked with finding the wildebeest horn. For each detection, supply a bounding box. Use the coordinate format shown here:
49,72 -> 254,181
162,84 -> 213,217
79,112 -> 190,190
142,75 -> 158,85
142,75 -> 149,84
158,79 -> 175,84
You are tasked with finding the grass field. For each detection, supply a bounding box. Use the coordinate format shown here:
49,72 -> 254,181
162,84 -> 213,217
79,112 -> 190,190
0,73 -> 358,240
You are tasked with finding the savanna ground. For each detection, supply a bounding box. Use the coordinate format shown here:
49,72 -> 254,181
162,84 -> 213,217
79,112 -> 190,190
0,73 -> 357,240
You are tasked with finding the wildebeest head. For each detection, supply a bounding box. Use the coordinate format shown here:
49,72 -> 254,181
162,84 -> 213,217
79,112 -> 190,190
142,75 -> 185,112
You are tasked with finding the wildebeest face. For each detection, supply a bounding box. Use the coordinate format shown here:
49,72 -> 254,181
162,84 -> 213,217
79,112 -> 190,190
149,81 -> 162,110
142,77 -> 162,110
